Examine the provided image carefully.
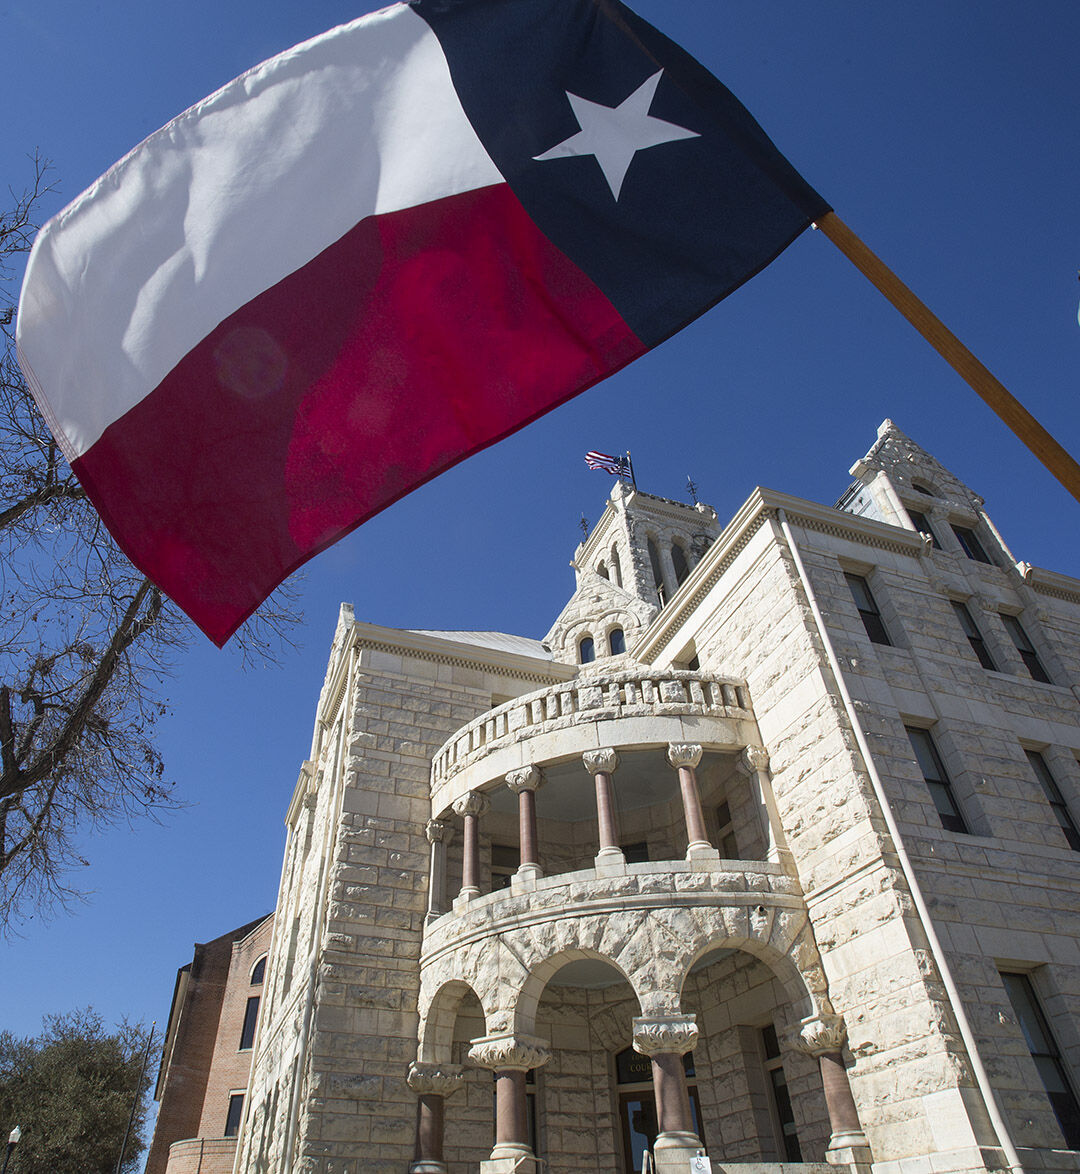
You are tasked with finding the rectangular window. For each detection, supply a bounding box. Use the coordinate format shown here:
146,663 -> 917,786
951,524 -> 993,564
761,1024 -> 802,1161
621,841 -> 650,864
239,996 -> 260,1050
951,601 -> 997,671
906,727 -> 969,834
906,508 -> 940,548
844,573 -> 891,646
1026,751 -> 1080,852
1001,972 -> 1080,1148
1002,614 -> 1052,684
224,1092 -> 245,1137
490,843 -> 518,890
716,802 -> 739,858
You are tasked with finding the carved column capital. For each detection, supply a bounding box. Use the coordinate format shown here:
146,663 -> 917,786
582,748 -> 619,776
632,1014 -> 699,1057
506,766 -> 543,795
742,745 -> 770,774
467,1033 -> 551,1072
452,790 -> 490,820
406,1061 -> 465,1097
785,1013 -> 847,1057
425,819 -> 453,845
666,743 -> 703,770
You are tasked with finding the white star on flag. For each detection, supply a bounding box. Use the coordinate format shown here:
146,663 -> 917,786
534,70 -> 700,199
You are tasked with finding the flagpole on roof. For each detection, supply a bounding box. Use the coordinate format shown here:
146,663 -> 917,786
626,450 -> 637,490
814,211 -> 1080,505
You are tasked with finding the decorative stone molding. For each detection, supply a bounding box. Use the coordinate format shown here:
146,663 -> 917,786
505,766 -> 543,795
452,790 -> 490,819
405,1061 -> 464,1097
467,1033 -> 551,1072
425,819 -> 453,845
666,743 -> 703,770
786,1013 -> 847,1057
742,745 -> 770,774
632,1014 -> 699,1057
582,748 -> 619,775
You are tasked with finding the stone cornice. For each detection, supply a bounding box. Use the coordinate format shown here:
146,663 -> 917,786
352,620 -> 576,685
1024,565 -> 1080,606
634,488 -> 926,661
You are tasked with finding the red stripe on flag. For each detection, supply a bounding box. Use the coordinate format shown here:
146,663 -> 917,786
73,183 -> 643,644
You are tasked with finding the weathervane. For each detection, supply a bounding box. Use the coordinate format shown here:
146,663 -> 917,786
686,476 -> 699,505
579,514 -> 590,538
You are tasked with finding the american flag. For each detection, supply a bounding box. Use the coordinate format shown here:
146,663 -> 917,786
585,450 -> 630,475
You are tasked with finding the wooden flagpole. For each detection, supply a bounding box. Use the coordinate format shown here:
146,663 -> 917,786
814,211 -> 1080,505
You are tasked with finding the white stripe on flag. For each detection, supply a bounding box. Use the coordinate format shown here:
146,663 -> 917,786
17,3 -> 503,460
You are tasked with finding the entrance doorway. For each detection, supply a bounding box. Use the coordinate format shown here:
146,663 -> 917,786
614,1047 -> 703,1174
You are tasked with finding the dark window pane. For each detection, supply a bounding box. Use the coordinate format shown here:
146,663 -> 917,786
906,509 -> 940,548
845,574 -> 891,646
239,995 -> 260,1050
609,628 -> 626,655
906,727 -> 969,834
616,1045 -> 653,1084
761,1023 -> 780,1061
1002,972 -> 1080,1148
951,601 -> 997,670
224,1093 -> 244,1137
579,636 -> 595,664
250,957 -> 266,985
1003,616 -> 1052,684
621,841 -> 649,864
672,543 -> 690,586
952,525 -> 993,563
1026,751 -> 1080,852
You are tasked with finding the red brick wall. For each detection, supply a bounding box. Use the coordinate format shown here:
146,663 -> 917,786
145,915 -> 272,1174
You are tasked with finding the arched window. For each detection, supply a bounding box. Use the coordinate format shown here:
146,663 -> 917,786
911,480 -> 937,497
609,628 -> 626,655
647,539 -> 665,604
579,636 -> 595,664
251,956 -> 267,985
610,547 -> 622,588
597,560 -> 609,580
671,542 -> 689,587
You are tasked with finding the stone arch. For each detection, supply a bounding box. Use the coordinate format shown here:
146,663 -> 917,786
513,945 -> 640,1037
417,977 -> 487,1063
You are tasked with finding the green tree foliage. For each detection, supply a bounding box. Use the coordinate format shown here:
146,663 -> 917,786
0,1009 -> 152,1174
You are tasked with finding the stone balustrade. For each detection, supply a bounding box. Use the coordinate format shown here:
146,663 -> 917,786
430,670 -> 753,815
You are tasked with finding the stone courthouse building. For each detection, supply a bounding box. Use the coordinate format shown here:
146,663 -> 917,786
153,420 -> 1080,1174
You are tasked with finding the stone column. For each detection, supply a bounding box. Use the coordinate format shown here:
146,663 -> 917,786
506,766 -> 544,881
468,1033 -> 551,1172
667,743 -> 718,861
406,1061 -> 465,1174
632,1014 -> 703,1174
424,819 -> 453,923
742,745 -> 791,867
787,1014 -> 871,1170
452,791 -> 490,902
583,748 -> 624,866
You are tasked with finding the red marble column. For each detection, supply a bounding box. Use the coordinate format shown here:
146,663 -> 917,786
632,1014 -> 703,1161
468,1034 -> 551,1164
583,748 -> 622,859
667,743 -> 712,856
406,1062 -> 464,1174
452,791 -> 490,900
506,766 -> 544,880
788,1014 -> 871,1162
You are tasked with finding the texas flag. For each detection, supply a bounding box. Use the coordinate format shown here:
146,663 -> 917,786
17,0 -> 829,645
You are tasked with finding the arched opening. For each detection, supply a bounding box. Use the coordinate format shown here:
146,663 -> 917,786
439,986 -> 492,1170
671,541 -> 690,587
579,636 -> 595,664
609,627 -> 626,656
611,546 -> 623,588
647,538 -> 666,605
597,560 -> 609,580
911,479 -> 937,497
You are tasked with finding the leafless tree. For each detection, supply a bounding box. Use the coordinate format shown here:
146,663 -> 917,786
0,157 -> 300,929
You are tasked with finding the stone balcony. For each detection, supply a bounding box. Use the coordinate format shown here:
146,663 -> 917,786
430,670 -> 756,817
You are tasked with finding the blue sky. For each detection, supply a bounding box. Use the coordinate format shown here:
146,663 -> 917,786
3,0 -> 1079,1124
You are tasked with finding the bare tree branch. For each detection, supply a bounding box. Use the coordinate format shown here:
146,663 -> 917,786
0,159 -> 303,929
